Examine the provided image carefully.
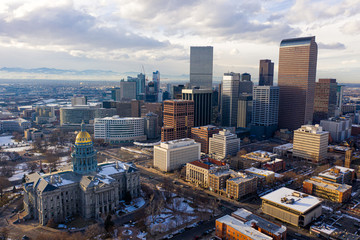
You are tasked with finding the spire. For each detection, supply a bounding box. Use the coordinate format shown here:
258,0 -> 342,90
81,120 -> 85,132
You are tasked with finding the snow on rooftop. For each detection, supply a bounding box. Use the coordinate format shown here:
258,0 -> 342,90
273,143 -> 293,150
261,187 -> 322,213
245,167 -> 275,176
98,162 -> 126,176
217,215 -> 272,240
319,166 -> 354,179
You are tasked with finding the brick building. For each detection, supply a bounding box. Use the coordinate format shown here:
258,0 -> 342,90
191,125 -> 221,153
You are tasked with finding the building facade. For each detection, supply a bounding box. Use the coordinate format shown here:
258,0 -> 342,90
209,130 -> 240,159
226,173 -> 257,200
221,72 -> 240,127
161,100 -> 194,142
191,125 -> 221,154
23,124 -> 140,225
190,46 -> 213,89
313,79 -> 338,123
120,81 -> 137,100
237,94 -> 252,128
278,36 -> 318,130
144,112 -> 159,139
182,89 -> 212,127
293,125 -> 329,163
259,59 -> 274,86
153,138 -> 200,172
318,166 -> 355,184
94,116 -> 146,143
320,117 -> 351,143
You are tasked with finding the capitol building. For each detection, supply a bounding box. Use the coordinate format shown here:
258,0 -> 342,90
23,123 -> 140,225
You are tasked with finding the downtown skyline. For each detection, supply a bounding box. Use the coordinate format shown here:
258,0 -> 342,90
0,0 -> 359,83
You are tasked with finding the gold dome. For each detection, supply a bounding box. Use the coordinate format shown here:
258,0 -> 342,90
75,131 -> 92,144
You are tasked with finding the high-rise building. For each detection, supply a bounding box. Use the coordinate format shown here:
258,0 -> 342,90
239,76 -> 253,95
209,130 -> 240,159
221,72 -> 240,127
153,70 -> 160,93
320,117 -> 352,143
128,73 -> 146,98
278,36 -> 318,130
182,89 -> 212,127
120,81 -> 137,100
190,46 -> 213,89
313,79 -> 338,123
293,125 -> 329,163
259,59 -> 274,86
191,125 -> 222,153
153,138 -> 201,172
251,86 -> 280,139
94,116 -> 146,143
172,85 -> 185,99
237,94 -> 252,128
144,112 -> 159,139
110,88 -> 121,102
161,100 -> 194,142
71,96 -> 87,106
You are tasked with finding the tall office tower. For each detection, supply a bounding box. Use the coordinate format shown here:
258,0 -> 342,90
293,125 -> 328,163
128,73 -> 145,99
241,73 -> 251,81
209,130 -> 240,159
144,112 -> 159,139
251,86 -> 280,139
337,85 -> 344,115
278,36 -> 318,130
313,78 -> 338,123
237,94 -> 252,128
161,100 -> 194,142
221,72 -> 240,127
182,89 -> 212,127
218,83 -> 222,112
172,85 -> 185,99
259,59 -> 274,86
239,78 -> 253,95
120,81 -> 137,100
190,46 -> 213,89
153,70 -> 160,93
111,88 -> 121,101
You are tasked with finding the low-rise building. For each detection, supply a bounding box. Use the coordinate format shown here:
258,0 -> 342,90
261,187 -> 322,227
318,166 -> 355,184
293,125 -> 329,163
153,138 -> 200,172
226,173 -> 257,200
216,215 -> 272,240
303,176 -> 352,203
186,158 -> 228,188
24,128 -> 44,141
273,143 -> 293,158
209,130 -> 240,159
231,208 -> 287,240
264,158 -> 286,172
0,118 -> 31,133
245,167 -> 275,184
235,150 -> 278,169
209,169 -> 235,193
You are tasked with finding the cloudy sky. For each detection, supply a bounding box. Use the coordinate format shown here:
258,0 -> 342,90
0,0 -> 359,83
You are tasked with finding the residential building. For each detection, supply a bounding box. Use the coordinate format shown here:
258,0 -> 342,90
313,79 -> 338,123
120,81 -> 137,100
318,166 -> 355,184
23,124 -> 140,225
209,169 -> 236,193
226,173 -> 257,200
186,158 -> 228,188
161,100 -> 194,142
233,150 -> 278,170
191,125 -> 221,154
182,89 -> 212,127
190,46 -> 213,89
259,59 -> 274,86
264,159 -> 286,172
215,215 -> 272,240
209,130 -> 240,159
144,112 -> 159,139
237,94 -> 252,128
251,86 -> 279,139
293,125 -> 329,163
94,116 -> 146,143
153,138 -> 200,172
278,36 -> 318,130
261,187 -> 322,227
245,167 -> 275,183
320,117 -> 352,143
230,208 -> 287,240
221,72 -> 240,127
303,177 -> 352,203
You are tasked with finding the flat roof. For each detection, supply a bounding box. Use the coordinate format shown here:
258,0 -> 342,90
306,177 -> 352,193
261,187 -> 322,214
319,166 -> 354,179
216,215 -> 272,240
245,167 -> 274,176
243,150 -> 277,162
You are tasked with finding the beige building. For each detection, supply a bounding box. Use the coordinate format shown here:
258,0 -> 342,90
186,158 -> 229,188
153,138 -> 200,172
209,130 -> 240,159
293,125 -> 329,163
245,167 -> 275,184
226,173 -> 257,200
261,187 -> 322,227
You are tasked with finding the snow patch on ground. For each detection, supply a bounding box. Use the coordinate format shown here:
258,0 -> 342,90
2,146 -> 32,152
0,135 -> 15,145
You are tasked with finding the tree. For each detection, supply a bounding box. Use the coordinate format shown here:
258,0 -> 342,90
0,227 -> 9,240
0,177 -> 11,200
26,161 -> 38,173
12,132 -> 23,142
104,214 -> 114,232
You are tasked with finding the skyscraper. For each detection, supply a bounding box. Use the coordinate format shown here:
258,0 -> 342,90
239,73 -> 253,95
313,78 -> 338,123
251,86 -> 280,139
221,72 -> 240,127
120,81 -> 137,100
153,70 -> 160,93
278,36 -> 318,130
259,59 -> 274,86
182,89 -> 212,127
237,94 -> 252,128
161,100 -> 194,142
190,46 -> 213,89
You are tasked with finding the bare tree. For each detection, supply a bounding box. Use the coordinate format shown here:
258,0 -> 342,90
0,227 -> 9,240
26,161 -> 38,173
0,177 -> 11,200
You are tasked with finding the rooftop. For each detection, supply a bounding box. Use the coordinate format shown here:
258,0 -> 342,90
295,124 -> 328,135
261,187 -> 322,214
243,150 -> 277,162
305,177 -> 352,192
97,116 -> 144,120
216,215 -> 272,240
245,167 -> 275,177
187,158 -> 226,170
319,166 -> 354,179
280,36 -> 314,47
159,138 -> 199,149
273,143 -> 293,151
